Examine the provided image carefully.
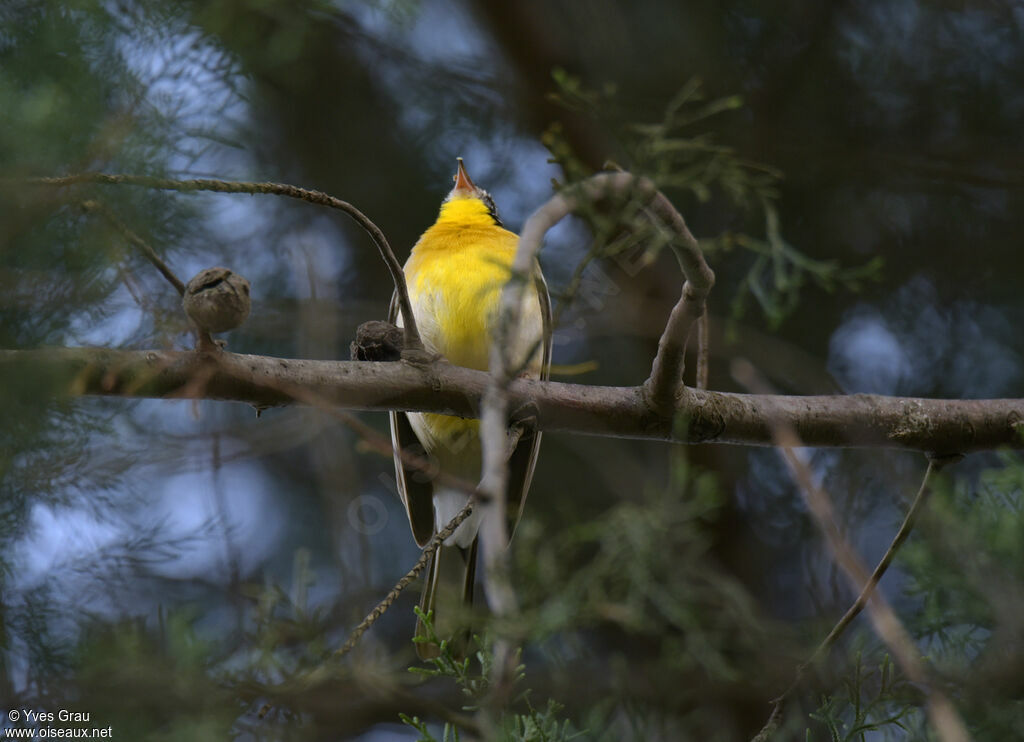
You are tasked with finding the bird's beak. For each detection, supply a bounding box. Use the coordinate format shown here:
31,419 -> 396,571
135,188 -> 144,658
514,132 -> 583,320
451,157 -> 476,196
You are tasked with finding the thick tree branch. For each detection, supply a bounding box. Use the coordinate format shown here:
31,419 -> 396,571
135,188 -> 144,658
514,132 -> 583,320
6,347 -> 1024,453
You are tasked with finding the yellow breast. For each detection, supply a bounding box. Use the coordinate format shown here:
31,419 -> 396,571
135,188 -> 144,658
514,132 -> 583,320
405,198 -> 519,370
404,197 -> 520,442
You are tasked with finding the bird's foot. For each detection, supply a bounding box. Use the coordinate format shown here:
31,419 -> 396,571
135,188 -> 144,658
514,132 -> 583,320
401,347 -> 445,368
508,400 -> 540,448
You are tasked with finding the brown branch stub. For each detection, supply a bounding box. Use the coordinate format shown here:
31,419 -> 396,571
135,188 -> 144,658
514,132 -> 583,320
5,347 -> 1024,453
639,184 -> 715,414
350,320 -> 404,362
30,172 -> 423,352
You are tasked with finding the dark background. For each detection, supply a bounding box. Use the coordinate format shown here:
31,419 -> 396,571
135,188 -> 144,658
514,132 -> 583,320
2,1 -> 1023,739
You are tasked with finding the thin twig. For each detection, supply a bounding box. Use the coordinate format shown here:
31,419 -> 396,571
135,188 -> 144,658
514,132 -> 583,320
335,500 -> 475,659
750,454 -> 957,741
733,358 -> 971,742
750,701 -> 784,742
807,455 -> 957,664
80,200 -> 186,295
477,386 -> 520,701
28,172 -> 422,351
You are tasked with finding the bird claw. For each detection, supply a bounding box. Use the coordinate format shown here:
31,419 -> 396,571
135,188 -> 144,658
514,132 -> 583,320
401,347 -> 444,368
509,401 -> 540,433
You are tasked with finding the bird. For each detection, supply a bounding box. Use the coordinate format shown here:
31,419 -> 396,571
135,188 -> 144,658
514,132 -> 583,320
389,158 -> 552,658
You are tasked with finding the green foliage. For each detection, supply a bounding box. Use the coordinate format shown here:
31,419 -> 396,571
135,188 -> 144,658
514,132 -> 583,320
38,611 -> 235,741
624,77 -> 772,206
513,451 -> 765,683
545,71 -> 882,328
1,1 -> 158,348
400,714 -> 462,742
808,653 -> 918,742
0,0 -> 204,548
787,454 -> 1024,742
408,606 -> 495,699
896,454 -> 1024,738
239,548 -> 337,677
402,609 -> 580,742
901,455 -> 1023,652
706,207 -> 884,328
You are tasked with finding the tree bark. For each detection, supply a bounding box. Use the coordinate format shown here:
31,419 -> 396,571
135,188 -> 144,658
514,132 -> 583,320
5,347 -> 1022,454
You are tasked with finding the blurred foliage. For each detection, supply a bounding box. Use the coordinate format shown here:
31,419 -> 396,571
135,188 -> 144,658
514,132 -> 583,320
71,613 -> 236,741
401,610 -> 579,742
756,454 -> 1024,740
512,450 -> 766,682
897,453 -> 1024,738
807,653 -> 918,742
2,1 -> 1024,741
1,609 -> 236,740
0,0 -> 204,552
544,71 -> 883,328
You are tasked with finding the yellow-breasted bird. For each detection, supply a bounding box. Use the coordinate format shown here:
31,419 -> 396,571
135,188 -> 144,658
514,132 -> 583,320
389,159 -> 552,658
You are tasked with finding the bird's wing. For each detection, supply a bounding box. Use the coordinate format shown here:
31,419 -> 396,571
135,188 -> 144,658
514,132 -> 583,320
388,290 -> 435,547
505,264 -> 553,540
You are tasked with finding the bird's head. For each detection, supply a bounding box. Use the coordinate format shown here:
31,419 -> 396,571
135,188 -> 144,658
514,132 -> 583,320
440,158 -> 503,226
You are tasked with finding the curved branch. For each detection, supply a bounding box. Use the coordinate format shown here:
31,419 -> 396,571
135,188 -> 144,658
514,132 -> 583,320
77,200 -> 222,350
504,172 -> 714,417
26,172 -> 423,351
6,347 -> 1024,453
636,180 -> 715,412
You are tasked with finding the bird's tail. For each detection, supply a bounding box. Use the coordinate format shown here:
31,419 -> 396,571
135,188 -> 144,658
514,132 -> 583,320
416,537 -> 478,659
